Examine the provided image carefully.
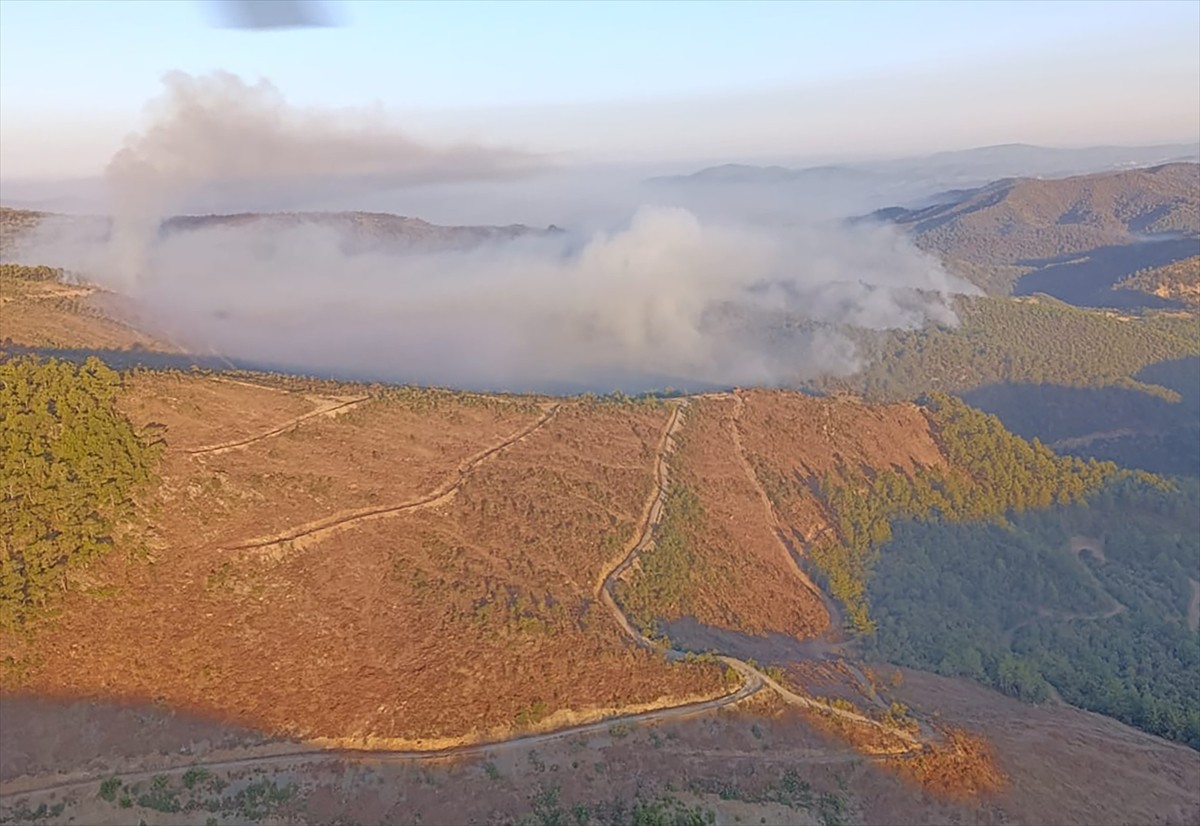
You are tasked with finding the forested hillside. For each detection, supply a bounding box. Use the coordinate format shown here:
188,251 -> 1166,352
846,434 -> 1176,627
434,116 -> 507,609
0,356 -> 160,630
787,389 -> 1199,748
963,356 -> 1200,478
866,478 -> 1200,748
1118,256 -> 1200,306
804,394 -> 1124,632
817,296 -> 1200,402
872,163 -> 1200,295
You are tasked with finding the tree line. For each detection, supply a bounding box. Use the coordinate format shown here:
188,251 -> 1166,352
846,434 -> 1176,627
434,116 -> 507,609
813,296 -> 1199,402
806,393 -> 1128,633
0,355 -> 159,629
866,477 -> 1200,748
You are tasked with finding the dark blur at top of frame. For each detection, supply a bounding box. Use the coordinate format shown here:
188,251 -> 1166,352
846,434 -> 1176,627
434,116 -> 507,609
204,0 -> 346,30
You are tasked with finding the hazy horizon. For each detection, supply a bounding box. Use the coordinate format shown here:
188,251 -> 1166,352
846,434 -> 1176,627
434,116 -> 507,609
2,0 -> 1197,392
2,0 -> 1199,183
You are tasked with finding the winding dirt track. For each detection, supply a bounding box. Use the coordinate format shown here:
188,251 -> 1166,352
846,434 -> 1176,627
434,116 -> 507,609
223,403 -> 562,553
0,401 -> 758,802
187,396 -> 370,457
0,395 -> 923,804
595,400 -> 921,747
729,392 -> 834,611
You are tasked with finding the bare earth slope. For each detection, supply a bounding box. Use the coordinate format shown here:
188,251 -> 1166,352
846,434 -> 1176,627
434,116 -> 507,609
0,264 -> 170,351
0,375 -> 725,747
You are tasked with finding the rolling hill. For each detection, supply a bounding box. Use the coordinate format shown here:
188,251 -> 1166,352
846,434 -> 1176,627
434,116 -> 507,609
1118,255 -> 1200,306
869,163 -> 1200,298
649,143 -> 1200,191
159,210 -> 561,251
3,333 -> 1197,824
645,144 -> 1200,224
1,206 -> 559,262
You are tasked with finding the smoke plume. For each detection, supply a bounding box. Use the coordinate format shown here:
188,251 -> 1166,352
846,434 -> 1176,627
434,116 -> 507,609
14,72 -> 980,393
104,71 -> 540,281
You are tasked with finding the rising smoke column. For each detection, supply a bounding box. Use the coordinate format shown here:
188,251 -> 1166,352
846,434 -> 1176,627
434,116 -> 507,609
104,71 -> 541,283
18,71 -> 980,392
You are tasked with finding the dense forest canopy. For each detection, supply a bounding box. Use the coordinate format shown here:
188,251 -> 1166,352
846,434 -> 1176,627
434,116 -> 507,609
0,356 -> 159,629
814,296 -> 1200,403
963,356 -> 1200,478
804,393 -> 1126,633
792,391 -> 1198,747
866,478 -> 1200,749
1116,256 -> 1200,307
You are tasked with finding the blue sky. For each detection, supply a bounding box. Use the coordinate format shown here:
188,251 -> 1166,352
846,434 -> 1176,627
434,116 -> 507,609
1,0 -> 1198,176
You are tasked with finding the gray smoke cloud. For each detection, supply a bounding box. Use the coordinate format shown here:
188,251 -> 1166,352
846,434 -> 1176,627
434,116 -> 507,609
104,71 -> 540,281
13,71 -> 980,393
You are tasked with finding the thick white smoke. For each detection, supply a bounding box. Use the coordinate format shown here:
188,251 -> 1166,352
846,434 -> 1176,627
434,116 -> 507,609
13,71 -> 980,393
103,71 -> 540,283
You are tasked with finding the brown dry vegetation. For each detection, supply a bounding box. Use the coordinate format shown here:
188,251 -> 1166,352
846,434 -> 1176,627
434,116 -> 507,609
734,389 -> 947,542
889,728 -> 1006,798
627,396 -> 830,638
6,670 -> 1197,826
128,378 -> 545,551
891,668 -> 1200,825
4,359 -> 1197,821
0,375 -> 724,745
616,390 -> 948,645
0,271 -> 165,351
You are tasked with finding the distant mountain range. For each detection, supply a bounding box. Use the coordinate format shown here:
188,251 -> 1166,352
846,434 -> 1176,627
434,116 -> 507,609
159,211 -> 561,250
645,143 -> 1200,218
867,162 -> 1200,301
1,207 -> 561,258
648,142 -> 1200,190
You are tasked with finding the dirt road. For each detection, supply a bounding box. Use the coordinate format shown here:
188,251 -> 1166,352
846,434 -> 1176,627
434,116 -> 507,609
729,392 -> 835,613
187,395 -> 369,456
595,400 -> 922,745
0,396 -> 925,805
224,403 -> 561,553
0,401 -> 762,802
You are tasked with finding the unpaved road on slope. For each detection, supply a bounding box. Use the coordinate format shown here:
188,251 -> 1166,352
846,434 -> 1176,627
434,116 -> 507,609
598,400 -> 922,748
0,397 -> 923,805
0,683 -> 763,801
729,392 -> 837,615
0,401 -> 758,802
187,395 -> 369,456
1002,600 -> 1128,648
224,403 -> 561,553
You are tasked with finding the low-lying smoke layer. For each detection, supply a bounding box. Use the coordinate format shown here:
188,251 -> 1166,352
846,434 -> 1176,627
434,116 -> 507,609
18,207 -> 977,392
13,70 -> 979,392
